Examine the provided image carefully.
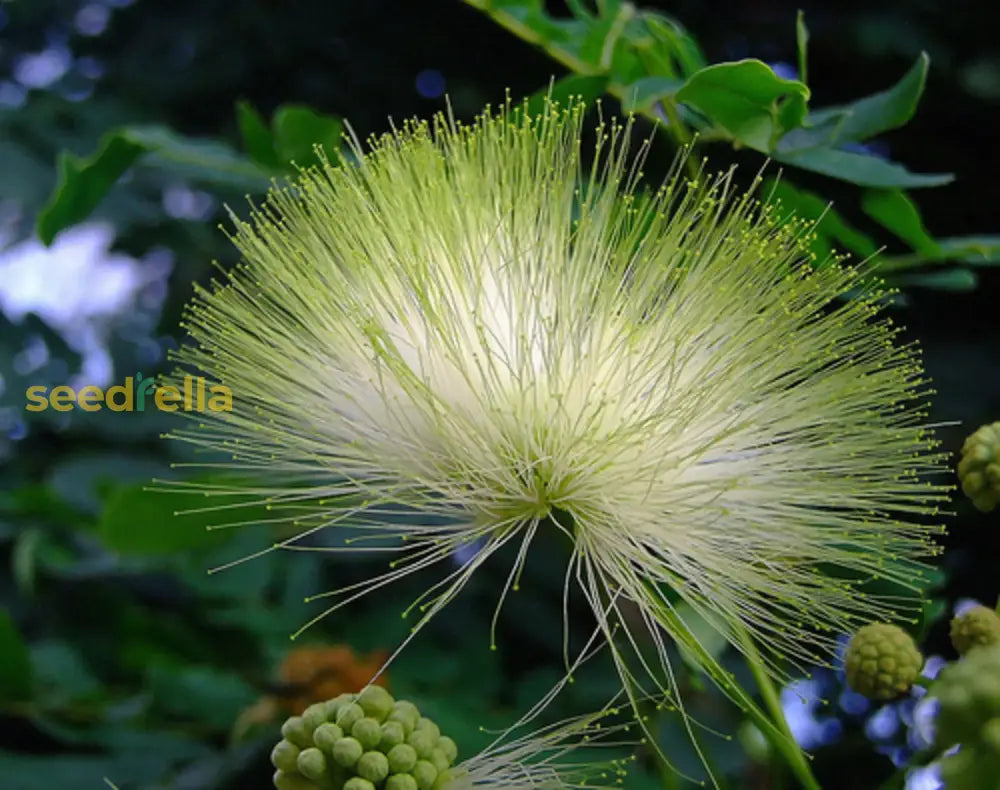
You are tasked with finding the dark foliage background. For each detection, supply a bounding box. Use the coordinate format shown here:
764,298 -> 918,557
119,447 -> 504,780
1,1 -> 999,788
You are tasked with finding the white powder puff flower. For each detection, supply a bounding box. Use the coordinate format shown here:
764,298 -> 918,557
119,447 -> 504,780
166,99 -> 949,768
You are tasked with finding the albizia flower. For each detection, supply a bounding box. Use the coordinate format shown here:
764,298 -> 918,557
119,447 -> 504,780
167,99 -> 949,738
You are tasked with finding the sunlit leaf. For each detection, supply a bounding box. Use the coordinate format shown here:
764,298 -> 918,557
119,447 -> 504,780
675,59 -> 810,150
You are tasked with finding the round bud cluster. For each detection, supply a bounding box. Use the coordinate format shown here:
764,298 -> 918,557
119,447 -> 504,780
270,686 -> 460,790
950,605 -> 1000,656
957,422 -> 1000,512
931,645 -> 1000,790
844,623 -> 923,701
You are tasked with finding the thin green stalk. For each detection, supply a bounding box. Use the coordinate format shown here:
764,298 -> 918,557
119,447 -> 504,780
650,601 -> 822,790
733,622 -> 822,790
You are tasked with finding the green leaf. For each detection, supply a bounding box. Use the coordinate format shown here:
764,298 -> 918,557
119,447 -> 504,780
796,10 -> 809,85
620,76 -> 682,112
576,2 -> 633,70
805,52 -> 929,145
236,101 -> 281,170
774,146 -> 953,188
0,610 -> 32,701
775,110 -> 848,153
36,134 -> 145,245
776,92 -> 809,142
632,11 -> 706,78
675,59 -> 810,151
861,189 -> 940,256
239,101 -> 345,172
98,484 -> 254,556
524,74 -> 609,117
37,126 -> 272,244
271,104 -> 344,168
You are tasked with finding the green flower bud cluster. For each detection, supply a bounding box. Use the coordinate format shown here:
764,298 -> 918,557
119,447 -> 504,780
931,645 -> 1000,790
950,605 -> 1000,656
844,623 -> 923,701
957,422 -> 1000,512
270,686 -> 461,790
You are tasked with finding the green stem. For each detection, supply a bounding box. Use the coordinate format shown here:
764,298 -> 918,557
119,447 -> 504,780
649,598 -> 821,790
733,623 -> 822,790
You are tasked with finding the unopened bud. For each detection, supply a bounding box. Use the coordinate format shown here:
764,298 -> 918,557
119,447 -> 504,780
951,605 -> 1000,655
958,422 -> 1000,511
844,623 -> 923,700
271,687 -> 458,790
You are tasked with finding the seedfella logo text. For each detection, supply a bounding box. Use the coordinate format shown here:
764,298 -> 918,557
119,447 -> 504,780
25,374 -> 232,413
